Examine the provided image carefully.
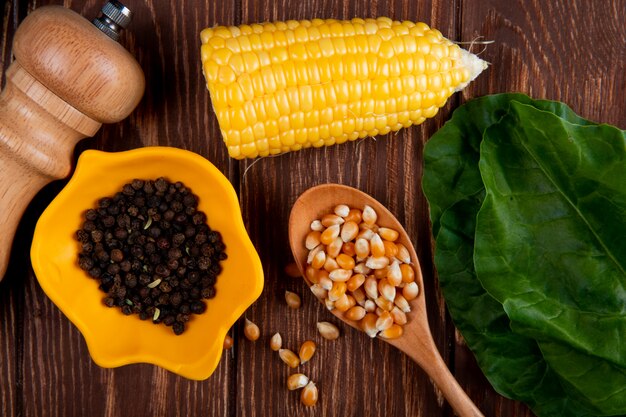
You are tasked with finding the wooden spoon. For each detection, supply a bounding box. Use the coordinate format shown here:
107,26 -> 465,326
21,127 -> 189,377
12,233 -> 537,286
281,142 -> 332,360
288,184 -> 483,417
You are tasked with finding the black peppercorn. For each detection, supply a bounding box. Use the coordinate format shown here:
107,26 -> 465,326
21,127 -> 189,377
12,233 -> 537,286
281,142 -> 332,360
190,301 -> 206,314
110,249 -> 124,263
76,177 -> 226,335
172,322 -> 184,335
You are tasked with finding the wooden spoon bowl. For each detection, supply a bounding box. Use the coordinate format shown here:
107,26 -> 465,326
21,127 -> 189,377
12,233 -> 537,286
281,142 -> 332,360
288,184 -> 483,417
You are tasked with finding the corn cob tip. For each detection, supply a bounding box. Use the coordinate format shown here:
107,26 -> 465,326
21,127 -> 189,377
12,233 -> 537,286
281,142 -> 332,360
455,49 -> 488,92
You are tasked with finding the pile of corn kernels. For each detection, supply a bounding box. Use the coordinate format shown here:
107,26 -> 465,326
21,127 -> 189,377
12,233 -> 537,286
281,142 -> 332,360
304,204 -> 418,339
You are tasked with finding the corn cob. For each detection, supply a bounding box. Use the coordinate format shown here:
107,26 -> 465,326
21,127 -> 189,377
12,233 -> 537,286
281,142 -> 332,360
200,17 -> 487,159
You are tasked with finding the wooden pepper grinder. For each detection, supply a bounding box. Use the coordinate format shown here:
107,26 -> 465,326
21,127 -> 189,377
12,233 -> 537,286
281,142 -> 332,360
0,1 -> 145,280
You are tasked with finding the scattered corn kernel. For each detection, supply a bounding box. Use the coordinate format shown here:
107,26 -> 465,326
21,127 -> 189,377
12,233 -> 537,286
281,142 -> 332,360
301,381 -> 318,407
287,373 -> 310,390
299,340 -> 316,364
285,262 -> 302,278
270,332 -> 283,351
317,321 -> 340,340
285,290 -> 302,309
279,348 -> 301,368
223,334 -> 234,350
244,318 -> 260,341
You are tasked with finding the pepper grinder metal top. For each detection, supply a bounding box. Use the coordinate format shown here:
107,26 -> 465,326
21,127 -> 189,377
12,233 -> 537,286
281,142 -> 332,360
0,2 -> 145,280
93,1 -> 132,42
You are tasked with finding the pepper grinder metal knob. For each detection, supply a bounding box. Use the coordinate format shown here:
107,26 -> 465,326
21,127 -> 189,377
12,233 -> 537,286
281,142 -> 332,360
0,2 -> 146,280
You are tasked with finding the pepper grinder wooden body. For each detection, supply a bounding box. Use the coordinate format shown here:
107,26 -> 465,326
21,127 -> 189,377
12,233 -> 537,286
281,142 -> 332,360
0,5 -> 145,280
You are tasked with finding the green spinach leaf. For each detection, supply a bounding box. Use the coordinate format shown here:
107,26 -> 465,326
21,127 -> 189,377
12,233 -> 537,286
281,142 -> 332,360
422,93 -> 626,416
476,102 -> 626,414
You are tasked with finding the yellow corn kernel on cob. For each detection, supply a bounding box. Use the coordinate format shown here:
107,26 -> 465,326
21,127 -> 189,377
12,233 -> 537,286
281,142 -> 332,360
200,17 -> 487,159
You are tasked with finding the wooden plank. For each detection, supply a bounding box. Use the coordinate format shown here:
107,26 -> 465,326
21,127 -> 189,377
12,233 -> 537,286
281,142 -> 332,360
235,1 -> 464,416
1,2 -> 31,416
461,0 -> 626,128
15,1 -> 237,416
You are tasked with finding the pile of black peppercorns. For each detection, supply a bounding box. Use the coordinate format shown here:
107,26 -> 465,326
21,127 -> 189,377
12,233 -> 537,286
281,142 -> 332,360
75,177 -> 227,335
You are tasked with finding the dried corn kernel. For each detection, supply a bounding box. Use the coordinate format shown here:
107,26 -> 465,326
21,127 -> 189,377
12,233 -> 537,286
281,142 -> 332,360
329,268 -> 352,282
301,381 -> 318,406
334,204 -> 350,217
310,283 -> 328,299
403,281 -> 419,300
299,340 -> 317,364
317,321 -> 340,340
378,227 -> 399,242
361,313 -> 379,338
391,306 -> 408,325
334,293 -> 355,312
362,205 -> 377,225
284,262 -> 301,278
376,311 -> 394,331
244,318 -> 260,341
379,324 -> 404,339
387,260 -> 402,286
223,334 -> 234,350
279,348 -> 301,368
394,294 -> 411,313
340,221 -> 359,242
288,373 -> 310,390
270,332 -> 283,351
305,231 -> 321,250
285,290 -> 302,309
328,281 -> 348,301
345,305 -> 367,321
346,273 -> 366,292
400,263 -> 415,283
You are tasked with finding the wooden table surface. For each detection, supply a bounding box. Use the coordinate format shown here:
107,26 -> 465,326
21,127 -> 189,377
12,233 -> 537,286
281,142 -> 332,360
1,1 -> 624,416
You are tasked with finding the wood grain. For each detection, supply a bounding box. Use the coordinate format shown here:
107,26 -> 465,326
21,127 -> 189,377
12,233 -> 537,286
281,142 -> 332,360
1,0 -> 624,416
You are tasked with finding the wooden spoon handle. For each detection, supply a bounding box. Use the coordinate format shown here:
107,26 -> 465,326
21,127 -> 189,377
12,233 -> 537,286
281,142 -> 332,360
422,353 -> 483,417
403,334 -> 484,417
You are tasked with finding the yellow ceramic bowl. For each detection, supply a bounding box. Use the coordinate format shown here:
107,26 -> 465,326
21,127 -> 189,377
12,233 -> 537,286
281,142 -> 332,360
30,147 -> 263,380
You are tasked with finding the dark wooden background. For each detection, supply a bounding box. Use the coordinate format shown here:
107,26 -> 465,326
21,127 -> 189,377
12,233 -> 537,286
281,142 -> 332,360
1,0 -> 624,416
